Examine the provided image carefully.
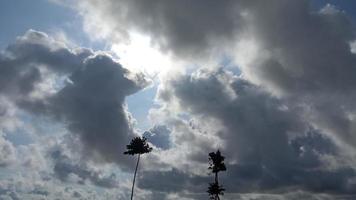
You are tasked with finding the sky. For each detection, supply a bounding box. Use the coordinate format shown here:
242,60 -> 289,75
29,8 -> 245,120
1,0 -> 356,199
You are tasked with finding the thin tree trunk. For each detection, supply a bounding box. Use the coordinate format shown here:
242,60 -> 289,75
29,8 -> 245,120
130,154 -> 140,200
215,172 -> 219,200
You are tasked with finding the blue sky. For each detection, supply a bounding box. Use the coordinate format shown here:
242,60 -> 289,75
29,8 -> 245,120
0,0 -> 105,49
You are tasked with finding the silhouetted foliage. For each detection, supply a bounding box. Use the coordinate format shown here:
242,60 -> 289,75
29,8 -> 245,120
207,182 -> 225,200
124,136 -> 152,200
208,150 -> 226,200
124,137 -> 152,155
208,150 -> 226,174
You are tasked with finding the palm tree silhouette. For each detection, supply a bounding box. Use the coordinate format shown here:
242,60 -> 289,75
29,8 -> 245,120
124,137 -> 152,200
207,150 -> 226,200
207,182 -> 225,200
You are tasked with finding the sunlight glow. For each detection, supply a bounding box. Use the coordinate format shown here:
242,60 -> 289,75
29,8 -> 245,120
111,32 -> 173,77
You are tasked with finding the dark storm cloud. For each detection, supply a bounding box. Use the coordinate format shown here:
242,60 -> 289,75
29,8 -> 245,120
0,30 -> 149,167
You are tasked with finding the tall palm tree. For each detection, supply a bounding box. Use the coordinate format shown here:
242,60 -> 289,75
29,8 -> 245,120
124,137 -> 152,200
207,150 -> 226,200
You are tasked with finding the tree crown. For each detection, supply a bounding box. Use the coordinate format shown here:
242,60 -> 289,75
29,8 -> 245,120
208,150 -> 226,173
124,137 -> 152,155
207,182 -> 225,199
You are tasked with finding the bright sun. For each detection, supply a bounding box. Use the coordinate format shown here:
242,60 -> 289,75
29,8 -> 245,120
111,32 -> 173,77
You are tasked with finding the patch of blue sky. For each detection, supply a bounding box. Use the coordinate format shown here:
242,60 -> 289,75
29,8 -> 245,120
311,0 -> 356,20
0,0 -> 105,51
4,128 -> 33,146
126,84 -> 157,132
4,110 -> 66,146
219,54 -> 241,76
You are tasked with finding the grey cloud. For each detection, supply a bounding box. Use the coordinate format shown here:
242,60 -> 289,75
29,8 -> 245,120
6,30 -> 91,73
153,68 -> 356,195
143,125 -> 172,150
245,1 -> 356,94
77,0 -> 244,59
0,30 -> 149,167
138,168 -> 209,195
165,69 -> 303,163
72,0 -> 356,196
45,54 -> 147,166
50,149 -> 119,188
0,30 -> 91,99
0,136 -> 16,167
76,0 -> 356,150
236,1 -> 356,148
30,187 -> 50,197
3,0 -> 356,198
224,163 -> 356,194
228,191 -> 355,200
0,177 -> 119,200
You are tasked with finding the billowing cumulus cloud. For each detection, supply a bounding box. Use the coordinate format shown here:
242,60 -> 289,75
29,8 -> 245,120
139,68 -> 356,198
3,0 -> 356,198
74,0 -> 356,150
160,69 -> 304,164
237,3 -> 356,150
0,30 -> 149,168
44,54 -> 148,166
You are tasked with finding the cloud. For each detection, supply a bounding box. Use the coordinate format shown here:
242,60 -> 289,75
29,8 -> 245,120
0,132 -> 131,200
232,1 -> 356,149
226,191 -> 354,200
143,125 -> 172,150
75,0 -> 243,60
0,136 -> 16,167
138,168 -> 208,194
147,68 -> 356,196
0,176 -> 124,200
72,0 -> 356,150
44,54 -> 148,166
161,69 -> 303,163
72,0 -> 356,195
0,30 -> 150,168
3,0 -> 356,198
50,148 -> 119,188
